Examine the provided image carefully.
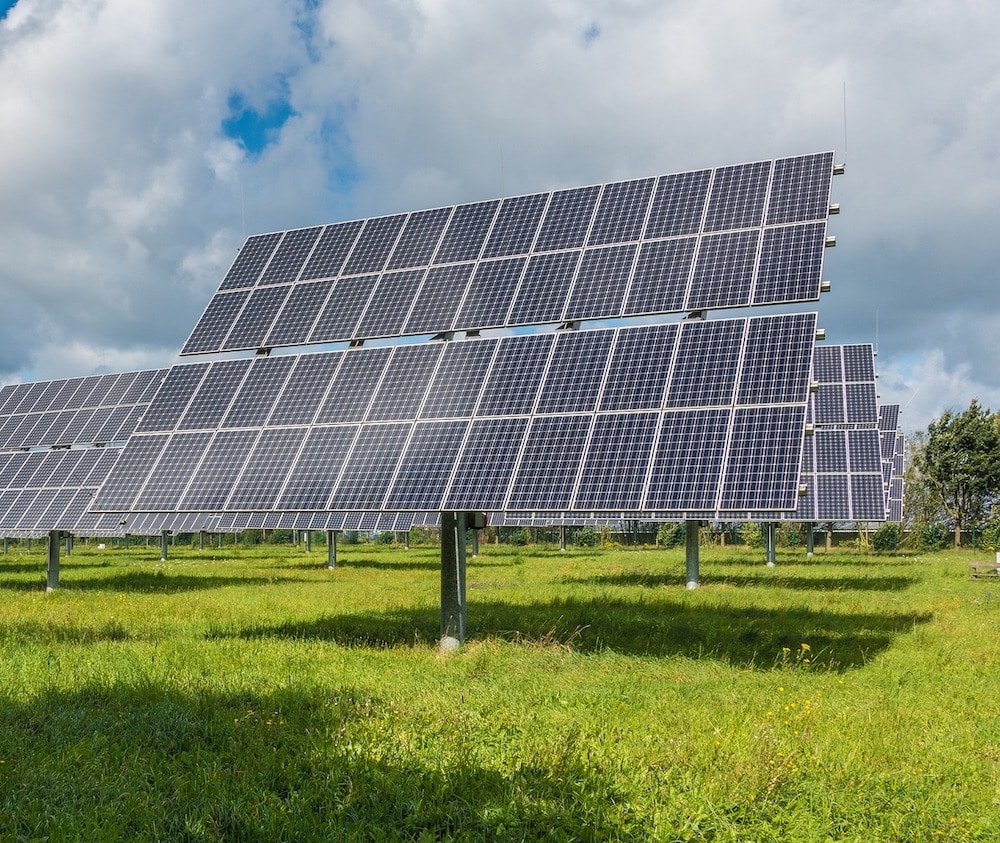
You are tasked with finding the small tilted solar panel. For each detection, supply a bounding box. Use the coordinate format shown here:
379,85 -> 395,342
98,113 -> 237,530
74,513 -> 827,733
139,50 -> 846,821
0,370 -> 167,536
785,345 -> 885,522
879,404 -> 905,523
180,152 -> 836,355
94,312 -> 819,521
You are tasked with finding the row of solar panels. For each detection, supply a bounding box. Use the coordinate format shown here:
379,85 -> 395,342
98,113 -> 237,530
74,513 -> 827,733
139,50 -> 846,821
0,343 -> 904,537
182,153 -> 836,354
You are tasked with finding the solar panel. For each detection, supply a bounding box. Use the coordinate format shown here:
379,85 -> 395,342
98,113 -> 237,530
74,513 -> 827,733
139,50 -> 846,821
180,152 -> 836,354
94,312 -> 819,520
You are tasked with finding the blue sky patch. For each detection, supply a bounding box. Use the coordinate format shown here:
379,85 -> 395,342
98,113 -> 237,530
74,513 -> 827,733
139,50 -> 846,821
222,92 -> 295,157
0,0 -> 18,20
583,23 -> 601,45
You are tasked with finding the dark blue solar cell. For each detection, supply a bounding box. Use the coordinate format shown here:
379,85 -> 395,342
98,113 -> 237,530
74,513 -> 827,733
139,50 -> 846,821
386,207 -> 451,270
534,185 -> 601,252
622,236 -> 696,317
434,200 -> 500,263
327,422 -> 411,509
342,215 -> 407,275
402,263 -> 475,335
219,232 -> 282,291
843,344 -> 875,382
264,280 -> 334,347
845,383 -> 877,425
476,334 -> 554,416
600,324 -> 678,411
308,274 -> 379,343
851,474 -> 886,520
179,429 -> 260,510
300,220 -> 364,280
588,178 -> 655,246
421,339 -> 498,419
815,430 -> 848,472
133,431 -> 213,510
315,347 -> 392,424
752,223 -> 826,306
227,428 -> 308,511
268,353 -> 342,426
686,229 -> 759,310
384,420 -> 469,510
703,160 -> 771,232
366,344 -> 442,422
813,384 -> 846,425
222,355 -> 297,428
481,193 -> 548,258
181,290 -> 251,354
136,364 -> 210,433
258,227 -> 322,285
276,426 -> 359,510
221,285 -> 292,351
574,412 -> 658,510
645,409 -> 730,511
563,243 -> 637,321
736,314 -> 816,405
878,404 -> 900,433
506,415 -> 592,510
721,405 -> 805,510
811,345 -> 843,383
536,330 -> 614,414
666,319 -> 744,408
453,257 -> 526,330
645,170 -> 711,238
815,475 -> 849,521
766,152 -> 835,225
849,429 -> 882,473
178,359 -> 251,430
354,269 -> 426,339
506,251 -> 581,325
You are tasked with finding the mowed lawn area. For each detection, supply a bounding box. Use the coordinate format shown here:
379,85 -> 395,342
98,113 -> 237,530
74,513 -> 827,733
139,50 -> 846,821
0,537 -> 997,841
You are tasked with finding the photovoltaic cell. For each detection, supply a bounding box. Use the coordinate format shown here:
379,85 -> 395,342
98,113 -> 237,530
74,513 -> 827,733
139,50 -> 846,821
687,229 -> 759,310
308,274 -> 378,343
276,426 -> 358,510
534,185 -> 600,252
365,344 -> 441,422
646,409 -> 729,511
258,227 -> 322,285
506,251 -> 581,325
482,193 -> 548,258
588,177 -> 655,245
645,170 -> 711,238
355,269 -> 426,339
383,420 -> 469,510
506,415 -> 592,510
222,285 -> 292,351
386,208 -> 451,270
315,346 -> 392,424
420,339 -> 497,420
178,429 -> 259,510
623,238 -> 696,316
218,232 -> 282,291
264,280 -> 334,347
454,257 -> 526,330
181,291 -> 251,354
434,200 -> 500,263
752,223 -> 826,306
476,334 -> 553,416
721,405 -> 805,510
767,152 -> 835,225
600,324 -> 677,411
535,330 -> 614,414
342,214 -> 406,275
227,428 -> 308,511
666,319 -> 743,408
703,160 -> 771,232
736,313 -> 815,405
222,356 -> 296,429
178,360 -> 249,430
328,422 -> 411,509
563,243 -> 637,321
402,263 -> 475,335
300,220 -> 364,280
268,354 -> 342,426
574,412 -> 658,510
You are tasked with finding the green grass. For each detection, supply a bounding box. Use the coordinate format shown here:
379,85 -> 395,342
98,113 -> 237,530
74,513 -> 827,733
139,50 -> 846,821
0,539 -> 997,840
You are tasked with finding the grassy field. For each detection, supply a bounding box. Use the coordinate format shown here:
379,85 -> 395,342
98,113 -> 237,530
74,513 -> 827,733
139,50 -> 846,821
0,536 -> 997,841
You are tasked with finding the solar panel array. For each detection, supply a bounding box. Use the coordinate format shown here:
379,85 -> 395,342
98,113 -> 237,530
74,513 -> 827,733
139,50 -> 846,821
181,152 -> 835,355
94,312 -> 819,521
0,370 -> 167,537
790,345 -> 885,521
879,404 -> 905,523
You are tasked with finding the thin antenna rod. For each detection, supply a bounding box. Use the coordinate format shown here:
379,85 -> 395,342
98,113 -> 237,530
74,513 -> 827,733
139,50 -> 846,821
842,81 -> 849,162
240,182 -> 246,240
499,146 -> 506,197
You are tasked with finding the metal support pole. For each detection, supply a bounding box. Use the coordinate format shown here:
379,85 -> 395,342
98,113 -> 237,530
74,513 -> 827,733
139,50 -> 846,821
826,522 -> 833,552
560,525 -> 567,552
806,522 -> 814,557
440,512 -> 468,648
471,527 -> 479,558
65,533 -> 73,556
160,530 -> 169,562
327,530 -> 337,569
766,523 -> 777,567
199,530 -> 205,550
403,530 -> 409,550
46,530 -> 61,592
2,537 -> 7,554
685,520 -> 699,589
304,530 -> 312,553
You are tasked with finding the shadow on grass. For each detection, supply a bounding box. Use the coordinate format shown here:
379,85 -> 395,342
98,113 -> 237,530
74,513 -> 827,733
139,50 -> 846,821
216,596 -> 931,671
563,571 -> 918,592
0,683 -> 636,839
0,570 -> 290,594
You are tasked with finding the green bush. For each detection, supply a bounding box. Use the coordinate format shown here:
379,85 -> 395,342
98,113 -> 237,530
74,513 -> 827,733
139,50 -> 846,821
777,524 -> 800,548
376,531 -> 395,544
918,521 -> 949,551
977,514 -> 1000,551
740,522 -> 764,548
871,522 -> 901,552
575,526 -> 599,547
656,523 -> 684,548
507,528 -> 528,546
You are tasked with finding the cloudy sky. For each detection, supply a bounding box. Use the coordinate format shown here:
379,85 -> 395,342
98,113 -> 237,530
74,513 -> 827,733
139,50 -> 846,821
1,0 -> 997,434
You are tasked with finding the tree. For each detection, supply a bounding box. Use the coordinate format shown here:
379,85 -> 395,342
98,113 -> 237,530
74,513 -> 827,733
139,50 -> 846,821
917,400 -> 1000,548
